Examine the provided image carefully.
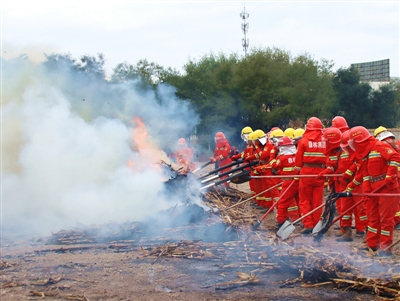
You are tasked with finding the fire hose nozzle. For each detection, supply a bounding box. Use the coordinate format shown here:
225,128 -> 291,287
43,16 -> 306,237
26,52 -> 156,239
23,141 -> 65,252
334,192 -> 352,198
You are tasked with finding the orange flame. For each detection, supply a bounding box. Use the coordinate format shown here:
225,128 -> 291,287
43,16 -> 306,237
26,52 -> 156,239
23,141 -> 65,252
128,116 -> 170,172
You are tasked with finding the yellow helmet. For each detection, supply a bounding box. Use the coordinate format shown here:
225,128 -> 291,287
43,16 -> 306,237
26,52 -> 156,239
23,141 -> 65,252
241,126 -> 253,135
248,131 -> 258,141
270,129 -> 284,138
254,129 -> 266,139
374,126 -> 387,137
293,128 -> 305,139
284,128 -> 295,138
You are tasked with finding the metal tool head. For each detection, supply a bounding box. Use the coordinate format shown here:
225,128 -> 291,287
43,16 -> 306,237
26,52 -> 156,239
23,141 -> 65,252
312,220 -> 323,234
276,220 -> 295,240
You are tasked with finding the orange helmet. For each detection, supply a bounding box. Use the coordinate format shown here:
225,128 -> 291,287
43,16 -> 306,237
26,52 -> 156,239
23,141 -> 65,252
349,126 -> 371,143
277,136 -> 294,146
178,138 -> 187,145
215,132 -> 226,140
348,126 -> 372,151
332,116 -> 349,131
323,127 -> 341,151
323,127 -> 341,144
306,117 -> 323,130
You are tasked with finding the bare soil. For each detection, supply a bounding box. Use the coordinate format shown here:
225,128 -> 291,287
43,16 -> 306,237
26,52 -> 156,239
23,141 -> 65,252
1,165 -> 397,301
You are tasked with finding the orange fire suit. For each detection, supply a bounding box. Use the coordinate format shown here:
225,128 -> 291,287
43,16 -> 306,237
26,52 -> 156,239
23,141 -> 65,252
295,131 -> 326,229
212,138 -> 232,187
272,154 -> 300,224
338,151 -> 367,232
232,143 -> 255,195
246,142 -> 280,208
362,139 -> 400,251
170,146 -> 195,172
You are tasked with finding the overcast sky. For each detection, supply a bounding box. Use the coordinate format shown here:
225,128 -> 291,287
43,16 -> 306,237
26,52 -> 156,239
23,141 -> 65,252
2,1 -> 399,77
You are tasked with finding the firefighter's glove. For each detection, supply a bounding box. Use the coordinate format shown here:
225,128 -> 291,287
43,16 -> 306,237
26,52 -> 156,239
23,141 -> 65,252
230,154 -> 241,161
210,157 -> 216,163
342,171 -> 353,184
385,175 -> 398,190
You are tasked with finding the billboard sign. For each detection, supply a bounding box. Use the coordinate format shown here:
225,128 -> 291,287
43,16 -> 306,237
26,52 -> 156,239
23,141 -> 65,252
351,59 -> 390,82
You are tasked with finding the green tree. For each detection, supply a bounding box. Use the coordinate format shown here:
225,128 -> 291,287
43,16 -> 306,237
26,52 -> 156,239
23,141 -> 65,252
370,84 -> 397,127
111,59 -> 180,86
331,67 -> 372,127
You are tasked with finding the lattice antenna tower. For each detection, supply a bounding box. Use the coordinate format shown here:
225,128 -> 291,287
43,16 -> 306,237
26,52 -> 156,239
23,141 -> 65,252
240,7 -> 249,56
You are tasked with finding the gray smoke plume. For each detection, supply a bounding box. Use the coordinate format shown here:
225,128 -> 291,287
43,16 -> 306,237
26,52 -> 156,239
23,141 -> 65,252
1,55 -> 200,235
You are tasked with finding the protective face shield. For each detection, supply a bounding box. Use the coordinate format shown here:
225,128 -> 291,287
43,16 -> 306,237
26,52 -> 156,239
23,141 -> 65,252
241,133 -> 250,142
271,137 -> 280,145
278,145 -> 297,155
376,131 -> 395,141
348,139 -> 356,151
259,136 -> 267,145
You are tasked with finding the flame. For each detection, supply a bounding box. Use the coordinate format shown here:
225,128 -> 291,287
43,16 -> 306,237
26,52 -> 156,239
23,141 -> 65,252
128,116 -> 170,172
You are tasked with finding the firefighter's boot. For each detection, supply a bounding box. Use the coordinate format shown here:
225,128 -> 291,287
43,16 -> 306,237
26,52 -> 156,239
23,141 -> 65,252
336,226 -> 353,242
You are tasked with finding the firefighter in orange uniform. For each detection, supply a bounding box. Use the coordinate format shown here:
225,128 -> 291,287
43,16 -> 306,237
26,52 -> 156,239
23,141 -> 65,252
210,132 -> 232,187
374,126 -> 400,230
295,117 -> 326,234
170,138 -> 195,173
245,130 -> 274,210
331,116 -> 350,218
245,129 -> 282,210
348,126 -> 400,256
272,136 -> 300,230
231,126 -> 255,196
336,130 -> 367,241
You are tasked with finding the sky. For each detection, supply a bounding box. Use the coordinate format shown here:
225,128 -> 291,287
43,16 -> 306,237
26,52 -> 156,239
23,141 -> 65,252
1,0 -> 399,77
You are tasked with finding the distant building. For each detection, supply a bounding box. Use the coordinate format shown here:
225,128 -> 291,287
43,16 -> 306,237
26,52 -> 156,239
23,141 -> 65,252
351,59 -> 390,90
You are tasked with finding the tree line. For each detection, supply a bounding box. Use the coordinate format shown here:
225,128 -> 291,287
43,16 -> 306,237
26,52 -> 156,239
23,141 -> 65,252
41,49 -> 400,149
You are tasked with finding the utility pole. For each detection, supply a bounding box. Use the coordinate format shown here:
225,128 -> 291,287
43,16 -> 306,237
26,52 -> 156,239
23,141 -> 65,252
240,7 -> 249,57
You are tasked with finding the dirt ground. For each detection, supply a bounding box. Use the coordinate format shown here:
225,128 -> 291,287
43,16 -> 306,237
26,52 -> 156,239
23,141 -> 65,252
1,164 -> 399,301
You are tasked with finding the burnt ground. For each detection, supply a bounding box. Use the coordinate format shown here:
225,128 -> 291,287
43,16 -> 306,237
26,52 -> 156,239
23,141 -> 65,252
1,165 -> 399,301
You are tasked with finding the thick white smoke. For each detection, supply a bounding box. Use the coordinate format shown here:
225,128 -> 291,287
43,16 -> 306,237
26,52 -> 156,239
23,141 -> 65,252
1,55 -> 200,235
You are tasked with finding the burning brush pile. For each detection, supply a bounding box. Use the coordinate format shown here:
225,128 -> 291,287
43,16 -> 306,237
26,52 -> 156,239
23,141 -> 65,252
45,163 -> 400,299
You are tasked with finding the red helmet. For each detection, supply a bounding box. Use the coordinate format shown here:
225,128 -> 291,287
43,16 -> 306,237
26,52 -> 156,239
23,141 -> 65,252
277,136 -> 294,146
270,127 -> 280,132
215,132 -> 226,140
178,138 -> 187,145
340,130 -> 350,148
306,117 -> 323,130
323,127 -> 341,144
332,116 -> 349,131
349,126 -> 371,143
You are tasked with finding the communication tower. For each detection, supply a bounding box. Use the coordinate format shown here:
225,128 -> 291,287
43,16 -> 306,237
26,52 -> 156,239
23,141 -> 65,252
240,7 -> 249,56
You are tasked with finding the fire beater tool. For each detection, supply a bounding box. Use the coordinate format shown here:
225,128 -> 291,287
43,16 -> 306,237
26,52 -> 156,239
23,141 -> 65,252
200,170 -> 251,191
276,201 -> 328,240
201,161 -> 259,184
220,181 -> 283,211
250,174 -> 343,179
313,183 -> 386,242
198,159 -> 244,179
252,180 -> 295,231
192,160 -> 213,173
311,192 -> 340,235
